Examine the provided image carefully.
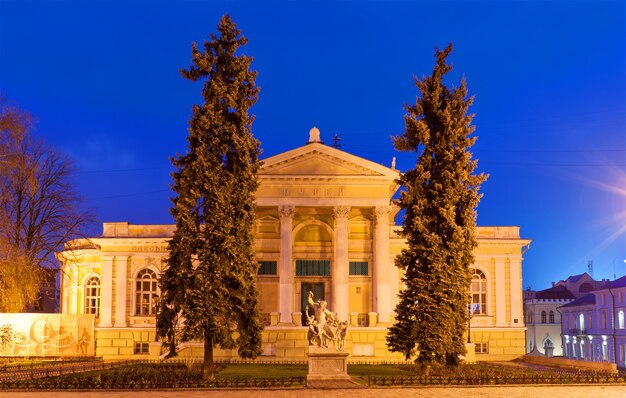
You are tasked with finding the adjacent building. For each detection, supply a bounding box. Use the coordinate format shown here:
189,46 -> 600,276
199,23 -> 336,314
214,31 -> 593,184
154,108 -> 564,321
559,275 -> 626,368
57,129 -> 531,362
523,273 -> 606,357
524,285 -> 575,356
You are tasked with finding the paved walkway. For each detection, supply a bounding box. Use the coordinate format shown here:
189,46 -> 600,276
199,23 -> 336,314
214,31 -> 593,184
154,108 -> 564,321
1,386 -> 625,398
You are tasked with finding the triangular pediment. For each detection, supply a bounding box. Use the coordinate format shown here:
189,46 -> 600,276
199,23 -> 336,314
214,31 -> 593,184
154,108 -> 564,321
261,142 -> 399,179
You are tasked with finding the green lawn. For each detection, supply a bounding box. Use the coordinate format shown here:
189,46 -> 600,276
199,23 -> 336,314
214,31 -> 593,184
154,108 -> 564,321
215,364 -> 307,379
213,363 -> 419,378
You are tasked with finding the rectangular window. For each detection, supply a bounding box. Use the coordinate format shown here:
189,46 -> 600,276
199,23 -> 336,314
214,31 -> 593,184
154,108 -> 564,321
258,261 -> 277,275
134,342 -> 150,355
357,313 -> 369,327
349,261 -> 369,276
475,343 -> 488,354
296,259 -> 330,276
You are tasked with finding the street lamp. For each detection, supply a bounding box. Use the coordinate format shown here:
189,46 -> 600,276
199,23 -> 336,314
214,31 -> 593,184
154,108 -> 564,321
467,295 -> 472,344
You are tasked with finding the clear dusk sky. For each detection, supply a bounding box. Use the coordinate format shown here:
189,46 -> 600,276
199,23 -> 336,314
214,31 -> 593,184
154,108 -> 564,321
1,1 -> 624,290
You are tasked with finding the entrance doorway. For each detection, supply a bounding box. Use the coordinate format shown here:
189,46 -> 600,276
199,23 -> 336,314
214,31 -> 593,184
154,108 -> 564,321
301,282 -> 324,326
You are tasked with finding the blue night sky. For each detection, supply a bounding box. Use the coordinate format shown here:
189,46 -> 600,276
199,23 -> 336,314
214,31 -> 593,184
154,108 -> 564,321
1,1 -> 624,290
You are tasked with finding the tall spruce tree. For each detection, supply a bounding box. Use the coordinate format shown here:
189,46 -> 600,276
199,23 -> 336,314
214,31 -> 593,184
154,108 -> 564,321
157,14 -> 263,378
386,44 -> 488,367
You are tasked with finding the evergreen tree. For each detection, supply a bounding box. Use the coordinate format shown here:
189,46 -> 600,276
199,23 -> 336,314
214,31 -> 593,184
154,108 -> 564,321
157,14 -> 263,378
387,44 -> 487,367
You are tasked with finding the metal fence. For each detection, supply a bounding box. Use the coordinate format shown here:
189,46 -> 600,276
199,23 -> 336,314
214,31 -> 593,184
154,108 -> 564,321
366,373 -> 626,386
0,359 -> 139,382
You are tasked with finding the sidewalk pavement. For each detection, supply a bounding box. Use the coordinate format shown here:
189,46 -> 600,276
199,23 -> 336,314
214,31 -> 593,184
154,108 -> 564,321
1,385 -> 625,398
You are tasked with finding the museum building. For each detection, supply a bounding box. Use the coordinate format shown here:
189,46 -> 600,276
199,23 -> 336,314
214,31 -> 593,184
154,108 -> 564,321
57,129 -> 531,362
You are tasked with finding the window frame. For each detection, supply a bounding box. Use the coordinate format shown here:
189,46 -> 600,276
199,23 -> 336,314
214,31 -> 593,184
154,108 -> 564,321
349,261 -> 369,276
84,275 -> 101,316
295,259 -> 331,276
475,343 -> 488,354
258,260 -> 278,276
134,342 -> 150,355
470,269 -> 488,315
133,268 -> 159,316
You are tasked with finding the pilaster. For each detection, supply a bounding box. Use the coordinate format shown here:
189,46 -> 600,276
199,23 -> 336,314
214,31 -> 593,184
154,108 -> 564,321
69,268 -> 79,314
509,258 -> 522,325
495,258 -> 506,326
100,256 -> 114,327
114,256 -> 128,327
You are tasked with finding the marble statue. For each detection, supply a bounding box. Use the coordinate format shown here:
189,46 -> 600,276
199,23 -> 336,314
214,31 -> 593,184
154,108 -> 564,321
306,291 -> 348,351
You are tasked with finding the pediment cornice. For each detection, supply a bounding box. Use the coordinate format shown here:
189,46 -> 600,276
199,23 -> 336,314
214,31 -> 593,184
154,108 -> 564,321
261,143 -> 399,180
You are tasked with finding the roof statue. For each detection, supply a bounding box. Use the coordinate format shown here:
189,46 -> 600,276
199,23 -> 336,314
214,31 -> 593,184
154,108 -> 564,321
308,126 -> 322,144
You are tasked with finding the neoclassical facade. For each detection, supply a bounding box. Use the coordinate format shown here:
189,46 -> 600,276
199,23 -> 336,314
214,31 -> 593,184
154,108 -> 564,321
57,130 -> 531,361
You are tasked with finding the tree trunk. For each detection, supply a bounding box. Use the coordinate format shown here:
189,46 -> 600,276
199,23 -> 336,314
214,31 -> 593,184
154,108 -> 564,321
203,328 -> 215,379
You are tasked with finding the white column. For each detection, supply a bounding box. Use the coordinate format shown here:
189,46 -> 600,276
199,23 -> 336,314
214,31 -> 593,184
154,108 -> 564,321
100,256 -> 114,327
374,206 -> 391,323
509,258 -> 522,326
332,206 -> 350,321
114,256 -> 128,327
278,205 -> 295,324
495,258 -> 506,326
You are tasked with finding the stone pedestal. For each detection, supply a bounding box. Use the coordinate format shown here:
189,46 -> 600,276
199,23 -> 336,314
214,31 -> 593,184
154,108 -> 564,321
307,346 -> 350,382
464,342 -> 476,364
149,341 -> 163,360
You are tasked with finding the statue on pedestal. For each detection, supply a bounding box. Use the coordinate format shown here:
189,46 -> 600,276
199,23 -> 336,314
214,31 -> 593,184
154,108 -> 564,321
306,291 -> 348,351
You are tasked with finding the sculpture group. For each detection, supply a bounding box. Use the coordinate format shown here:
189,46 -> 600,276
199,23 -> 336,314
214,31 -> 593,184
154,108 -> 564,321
305,291 -> 348,351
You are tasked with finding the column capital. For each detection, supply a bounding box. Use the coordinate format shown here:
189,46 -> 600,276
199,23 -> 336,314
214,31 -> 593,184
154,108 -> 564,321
278,205 -> 295,219
332,206 -> 351,220
373,205 -> 391,221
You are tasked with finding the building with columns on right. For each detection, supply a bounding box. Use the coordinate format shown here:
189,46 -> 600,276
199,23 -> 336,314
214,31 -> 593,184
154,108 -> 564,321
57,129 -> 532,362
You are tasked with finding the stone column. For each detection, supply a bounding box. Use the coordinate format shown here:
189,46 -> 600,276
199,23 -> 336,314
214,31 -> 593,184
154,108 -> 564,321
332,206 -> 350,321
114,256 -> 128,327
495,258 -> 506,326
509,258 -> 522,326
374,206 -> 391,323
100,256 -> 114,327
278,205 -> 295,324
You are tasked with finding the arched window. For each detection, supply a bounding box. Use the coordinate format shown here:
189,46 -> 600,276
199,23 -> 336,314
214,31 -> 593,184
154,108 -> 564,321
619,310 -> 625,329
470,269 -> 487,315
541,311 -> 547,323
135,269 -> 158,316
549,310 -> 555,324
579,313 -> 585,331
84,276 -> 100,316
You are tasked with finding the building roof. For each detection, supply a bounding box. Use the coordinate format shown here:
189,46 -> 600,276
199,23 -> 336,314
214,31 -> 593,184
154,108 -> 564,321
556,272 -> 592,285
559,293 -> 595,308
567,273 -> 586,283
535,285 -> 576,300
597,275 -> 626,290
